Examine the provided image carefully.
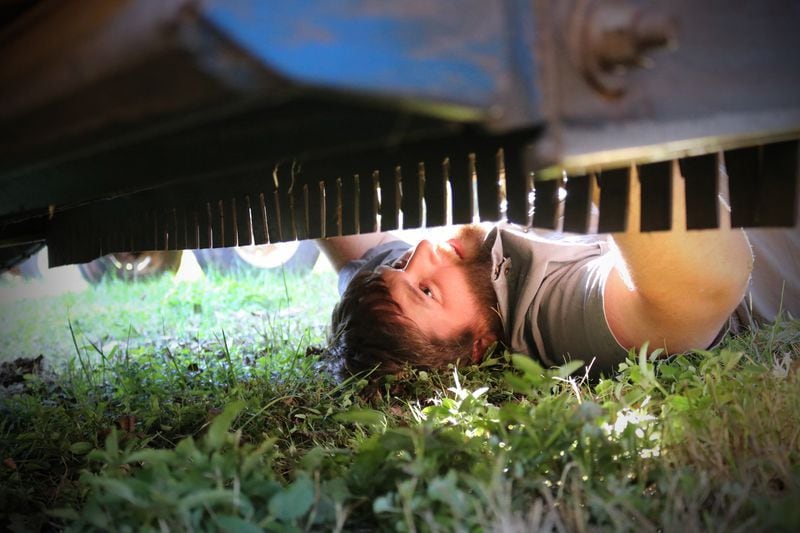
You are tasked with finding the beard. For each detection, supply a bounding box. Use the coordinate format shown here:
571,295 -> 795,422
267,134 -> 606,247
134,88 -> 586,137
454,225 -> 504,340
452,224 -> 488,262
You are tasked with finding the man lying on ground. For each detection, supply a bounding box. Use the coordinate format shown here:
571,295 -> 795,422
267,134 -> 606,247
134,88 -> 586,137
316,164 -> 798,379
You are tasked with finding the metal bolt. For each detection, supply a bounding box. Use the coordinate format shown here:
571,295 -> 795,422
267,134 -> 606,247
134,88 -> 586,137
575,0 -> 677,96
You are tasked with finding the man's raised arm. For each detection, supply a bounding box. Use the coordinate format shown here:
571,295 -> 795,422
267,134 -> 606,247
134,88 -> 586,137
316,233 -> 400,273
603,161 -> 753,354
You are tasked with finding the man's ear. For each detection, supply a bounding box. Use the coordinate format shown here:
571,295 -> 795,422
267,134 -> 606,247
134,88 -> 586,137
471,335 -> 495,364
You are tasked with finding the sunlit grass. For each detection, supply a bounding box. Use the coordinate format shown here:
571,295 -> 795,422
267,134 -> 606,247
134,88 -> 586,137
0,265 -> 341,367
0,267 -> 798,531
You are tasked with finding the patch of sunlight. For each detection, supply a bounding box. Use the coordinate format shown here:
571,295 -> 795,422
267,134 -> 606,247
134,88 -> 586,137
601,397 -> 662,458
0,247 -> 88,303
312,252 -> 333,274
173,250 -> 204,282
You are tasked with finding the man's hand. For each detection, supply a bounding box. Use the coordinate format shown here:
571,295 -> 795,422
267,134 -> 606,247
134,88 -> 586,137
603,160 -> 753,354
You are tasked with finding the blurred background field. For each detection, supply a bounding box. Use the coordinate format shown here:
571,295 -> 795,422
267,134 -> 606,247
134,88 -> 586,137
0,246 -> 339,365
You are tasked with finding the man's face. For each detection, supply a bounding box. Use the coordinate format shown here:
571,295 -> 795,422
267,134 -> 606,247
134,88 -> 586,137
379,225 -> 499,351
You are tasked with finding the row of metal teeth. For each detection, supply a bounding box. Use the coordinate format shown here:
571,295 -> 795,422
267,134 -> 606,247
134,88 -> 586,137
46,139 -> 798,267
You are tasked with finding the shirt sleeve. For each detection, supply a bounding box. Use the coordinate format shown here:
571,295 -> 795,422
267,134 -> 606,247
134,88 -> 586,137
337,240 -> 413,295
535,250 -> 738,375
533,252 -> 629,377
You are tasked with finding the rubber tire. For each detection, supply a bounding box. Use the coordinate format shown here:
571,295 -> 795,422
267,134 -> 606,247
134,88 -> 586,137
0,242 -> 44,277
16,251 -> 43,279
78,251 -> 183,284
193,241 -> 320,275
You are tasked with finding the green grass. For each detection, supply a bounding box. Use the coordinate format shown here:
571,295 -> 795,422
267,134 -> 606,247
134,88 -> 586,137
0,268 -> 798,531
0,267 -> 341,366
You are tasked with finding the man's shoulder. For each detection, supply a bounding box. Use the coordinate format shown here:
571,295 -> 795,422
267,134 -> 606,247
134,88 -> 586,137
336,238 -> 411,295
489,223 -> 609,260
361,239 -> 412,263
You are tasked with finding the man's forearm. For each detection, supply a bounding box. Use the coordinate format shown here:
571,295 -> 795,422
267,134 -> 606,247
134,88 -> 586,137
316,233 -> 399,272
604,161 -> 753,352
611,226 -> 752,318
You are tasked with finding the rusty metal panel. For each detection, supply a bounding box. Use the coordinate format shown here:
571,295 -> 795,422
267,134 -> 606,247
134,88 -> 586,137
726,147 -> 762,228
637,161 -> 672,232
596,167 -> 629,233
304,180 -> 324,240
232,196 -> 251,247
424,160 -> 447,229
174,206 -> 189,251
503,145 -> 532,226
758,141 -> 798,227
399,160 -> 423,230
476,148 -> 501,223
538,0 -> 800,174
378,168 -> 399,232
339,175 -> 358,237
449,155 -> 473,225
249,193 -> 268,246
679,154 -> 719,230
198,203 -> 213,250
260,184 -> 281,244
563,173 -> 594,234
221,199 -> 237,248
726,142 -> 798,228
531,178 -> 561,230
357,173 -> 378,235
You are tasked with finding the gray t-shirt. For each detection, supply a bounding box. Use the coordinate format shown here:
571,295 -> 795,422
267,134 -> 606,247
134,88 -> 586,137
485,225 -> 626,375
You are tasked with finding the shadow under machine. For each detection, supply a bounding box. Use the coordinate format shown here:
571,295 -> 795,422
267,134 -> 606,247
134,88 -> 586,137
0,0 -> 798,275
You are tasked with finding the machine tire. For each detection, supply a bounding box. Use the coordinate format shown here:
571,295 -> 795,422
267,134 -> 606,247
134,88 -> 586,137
193,241 -> 320,275
78,251 -> 183,283
0,242 -> 44,277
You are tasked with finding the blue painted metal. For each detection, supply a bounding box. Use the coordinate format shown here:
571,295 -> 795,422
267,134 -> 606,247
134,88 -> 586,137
204,0 -> 542,124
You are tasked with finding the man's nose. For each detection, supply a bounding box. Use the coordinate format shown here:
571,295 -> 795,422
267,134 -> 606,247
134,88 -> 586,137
404,240 -> 438,273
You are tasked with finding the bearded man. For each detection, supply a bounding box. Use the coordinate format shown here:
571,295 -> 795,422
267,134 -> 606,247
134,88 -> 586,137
317,165 -> 798,379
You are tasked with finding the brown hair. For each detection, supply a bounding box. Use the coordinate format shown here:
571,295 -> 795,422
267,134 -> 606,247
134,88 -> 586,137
326,269 -> 476,379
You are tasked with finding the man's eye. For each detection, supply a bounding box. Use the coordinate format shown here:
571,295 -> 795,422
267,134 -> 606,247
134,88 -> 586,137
421,286 -> 434,298
392,252 -> 412,269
